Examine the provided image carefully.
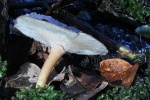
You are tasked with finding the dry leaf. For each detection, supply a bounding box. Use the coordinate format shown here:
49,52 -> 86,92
64,65 -> 77,87
75,81 -> 108,100
48,67 -> 66,84
60,66 -> 84,94
120,64 -> 139,87
81,73 -> 102,89
7,62 -> 40,88
29,41 -> 36,55
98,58 -> 139,87
29,41 -> 50,60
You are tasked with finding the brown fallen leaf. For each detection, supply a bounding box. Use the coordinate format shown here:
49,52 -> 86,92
29,41 -> 51,61
29,41 -> 37,55
48,66 -> 66,85
120,64 -> 139,87
81,73 -> 102,89
75,81 -> 108,100
64,65 -> 77,87
7,62 -> 40,88
60,66 -> 84,95
98,58 -> 139,87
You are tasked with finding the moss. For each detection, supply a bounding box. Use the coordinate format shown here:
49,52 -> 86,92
125,0 -> 150,23
98,0 -> 150,24
0,56 -> 7,78
95,77 -> 150,100
12,85 -> 73,100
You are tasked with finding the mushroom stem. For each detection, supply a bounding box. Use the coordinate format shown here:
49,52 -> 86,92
36,45 -> 65,88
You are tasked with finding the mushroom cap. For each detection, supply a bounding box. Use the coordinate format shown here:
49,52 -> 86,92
98,58 -> 139,87
135,25 -> 150,38
14,15 -> 108,55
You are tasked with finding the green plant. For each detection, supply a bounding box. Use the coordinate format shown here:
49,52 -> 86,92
12,85 -> 73,100
125,0 -> 150,23
101,0 -> 150,23
97,77 -> 150,100
0,56 -> 7,78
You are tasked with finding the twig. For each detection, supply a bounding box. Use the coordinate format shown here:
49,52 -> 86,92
8,1 -> 55,10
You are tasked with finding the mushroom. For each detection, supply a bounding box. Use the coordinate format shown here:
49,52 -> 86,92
135,25 -> 150,38
14,15 -> 108,87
